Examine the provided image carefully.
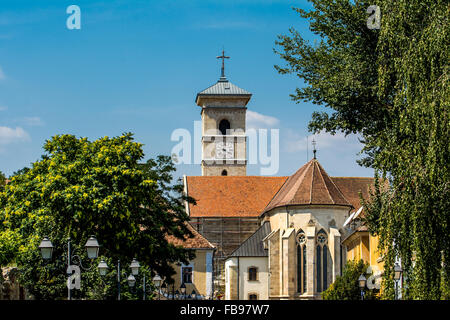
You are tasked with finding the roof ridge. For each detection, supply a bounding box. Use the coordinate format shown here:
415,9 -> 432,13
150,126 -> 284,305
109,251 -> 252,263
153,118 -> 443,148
317,162 -> 352,206
289,160 -> 312,205
309,160 -> 315,204
316,160 -> 335,204
262,178 -> 289,212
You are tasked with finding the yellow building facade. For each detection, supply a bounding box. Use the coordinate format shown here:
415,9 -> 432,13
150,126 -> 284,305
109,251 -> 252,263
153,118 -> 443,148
342,219 -> 384,292
164,223 -> 216,299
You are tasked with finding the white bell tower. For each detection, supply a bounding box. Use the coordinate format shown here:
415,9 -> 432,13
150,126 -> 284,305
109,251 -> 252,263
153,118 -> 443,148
195,51 -> 252,176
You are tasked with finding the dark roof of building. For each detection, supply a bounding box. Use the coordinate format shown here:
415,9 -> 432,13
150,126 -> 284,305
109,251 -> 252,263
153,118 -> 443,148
185,176 -> 287,217
165,222 -> 215,250
229,221 -> 271,257
263,159 -> 352,213
195,76 -> 251,105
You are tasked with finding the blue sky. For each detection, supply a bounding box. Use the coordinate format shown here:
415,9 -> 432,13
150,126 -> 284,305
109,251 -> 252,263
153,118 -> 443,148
0,0 -> 374,179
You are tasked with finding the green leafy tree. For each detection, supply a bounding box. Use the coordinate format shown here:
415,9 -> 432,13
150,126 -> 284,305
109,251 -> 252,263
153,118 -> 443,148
275,0 -> 449,299
0,133 -> 195,299
322,260 -> 379,300
0,171 -> 6,190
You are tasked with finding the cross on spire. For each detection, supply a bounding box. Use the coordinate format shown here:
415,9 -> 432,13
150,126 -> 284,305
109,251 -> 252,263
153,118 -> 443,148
217,49 -> 230,78
312,138 -> 317,159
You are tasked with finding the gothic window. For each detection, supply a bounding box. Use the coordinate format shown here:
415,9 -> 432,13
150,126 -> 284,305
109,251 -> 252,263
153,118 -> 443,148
296,229 -> 307,294
248,267 -> 258,281
219,119 -> 231,135
316,229 -> 328,292
221,170 -> 228,176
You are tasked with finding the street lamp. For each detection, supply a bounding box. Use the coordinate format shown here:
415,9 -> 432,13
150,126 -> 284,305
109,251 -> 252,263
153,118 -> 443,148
180,282 -> 186,300
99,258 -> 146,300
85,236 -> 100,259
191,290 -> 197,300
174,290 -> 180,300
130,258 -> 140,276
97,259 -> 109,276
358,274 -> 367,300
153,274 -> 162,300
39,235 -> 100,300
394,263 -> 403,300
38,237 -> 54,260
127,274 -> 136,288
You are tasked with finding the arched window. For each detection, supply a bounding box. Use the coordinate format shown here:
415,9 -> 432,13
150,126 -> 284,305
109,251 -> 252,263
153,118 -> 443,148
316,229 -> 328,292
219,119 -> 231,135
248,267 -> 258,281
248,293 -> 258,300
296,230 -> 307,294
221,170 -> 228,176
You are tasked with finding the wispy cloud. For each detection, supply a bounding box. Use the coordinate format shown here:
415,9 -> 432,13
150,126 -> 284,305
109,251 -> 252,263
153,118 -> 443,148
0,105 -> 7,111
0,126 -> 30,145
247,110 -> 280,130
22,117 -> 45,127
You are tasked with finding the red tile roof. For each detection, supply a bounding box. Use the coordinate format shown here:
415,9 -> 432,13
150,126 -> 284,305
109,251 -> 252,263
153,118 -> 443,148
185,176 -> 287,217
263,159 -> 352,213
186,175 -> 376,218
332,177 -> 376,213
166,222 -> 215,249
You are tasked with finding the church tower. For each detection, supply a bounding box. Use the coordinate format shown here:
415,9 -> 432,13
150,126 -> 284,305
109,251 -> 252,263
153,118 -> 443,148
195,51 -> 252,176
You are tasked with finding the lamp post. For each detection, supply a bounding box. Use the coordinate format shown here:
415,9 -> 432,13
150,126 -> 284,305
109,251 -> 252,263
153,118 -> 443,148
161,282 -> 167,299
39,235 -> 100,300
394,263 -> 403,300
97,258 -> 143,300
191,289 -> 197,300
38,237 -> 53,260
358,274 -> 367,300
180,282 -> 186,300
152,274 -> 162,300
130,258 -> 140,276
127,274 -> 136,288
85,236 -> 100,259
97,259 -> 108,276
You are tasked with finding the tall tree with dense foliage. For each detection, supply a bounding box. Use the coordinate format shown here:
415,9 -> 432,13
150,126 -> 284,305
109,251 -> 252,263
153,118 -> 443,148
0,133 -> 194,299
275,0 -> 449,299
0,171 -> 5,190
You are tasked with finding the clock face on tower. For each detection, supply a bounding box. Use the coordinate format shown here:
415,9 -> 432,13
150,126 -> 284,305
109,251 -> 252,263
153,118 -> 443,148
215,141 -> 234,159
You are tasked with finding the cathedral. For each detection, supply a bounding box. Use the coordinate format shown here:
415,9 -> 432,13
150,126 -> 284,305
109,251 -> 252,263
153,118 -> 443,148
183,53 -> 375,300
